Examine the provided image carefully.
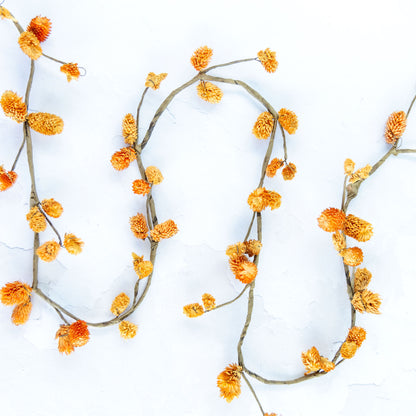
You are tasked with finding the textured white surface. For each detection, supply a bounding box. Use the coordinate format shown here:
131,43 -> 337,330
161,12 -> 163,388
1,0 -> 416,415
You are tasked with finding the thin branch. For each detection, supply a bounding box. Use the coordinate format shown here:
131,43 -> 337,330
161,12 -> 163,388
394,148 -> 416,154
135,87 -> 149,142
41,53 -> 67,65
205,284 -> 249,313
36,204 -> 63,246
242,372 -> 265,415
407,92 -> 416,118
341,175 -> 348,211
244,213 -> 256,242
10,135 -> 26,171
203,58 -> 257,73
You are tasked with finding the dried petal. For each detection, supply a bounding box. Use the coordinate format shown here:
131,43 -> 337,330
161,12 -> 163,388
190,46 -> 213,71
301,346 -> 321,375
344,158 -> 355,175
257,48 -> 278,73
0,166 -> 18,191
150,220 -> 178,242
0,6 -> 13,20
183,303 -> 204,318
252,111 -> 274,139
145,72 -> 167,90
278,108 -> 298,134
196,81 -> 223,103
60,63 -> 80,82
55,325 -> 74,355
202,293 -> 216,311
1,90 -> 27,122
28,112 -> 64,135
349,164 -> 372,184
217,363 -> 242,402
320,356 -> 335,372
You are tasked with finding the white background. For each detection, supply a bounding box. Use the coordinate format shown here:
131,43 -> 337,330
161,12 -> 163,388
1,1 -> 416,415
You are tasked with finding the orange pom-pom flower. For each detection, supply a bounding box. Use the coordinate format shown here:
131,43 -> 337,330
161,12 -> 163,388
150,220 -> 178,242
60,63 -> 80,82
27,16 -> 52,42
28,112 -> 64,135
217,363 -> 242,402
1,281 -> 32,306
0,166 -> 18,191
111,147 -> 136,170
252,111 -> 274,139
278,108 -> 298,134
257,48 -> 278,73
190,46 -> 213,71
317,208 -> 346,232
1,90 -> 27,123
18,31 -> 42,60
385,111 -> 407,144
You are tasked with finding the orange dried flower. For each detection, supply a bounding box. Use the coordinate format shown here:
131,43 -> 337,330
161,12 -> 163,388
317,208 -> 346,232
111,293 -> 130,316
41,198 -> 63,218
145,166 -> 164,184
1,90 -> 27,122
278,108 -> 298,134
63,233 -> 84,255
266,158 -> 284,177
18,31 -> 42,60
257,48 -> 278,73
190,46 -> 213,71
196,81 -> 223,103
351,290 -> 381,314
344,158 -> 355,175
217,363 -> 242,403
385,111 -> 407,144
183,303 -> 204,318
132,253 -> 153,279
111,147 -> 136,170
248,187 -> 268,212
354,268 -> 372,292
346,326 -> 366,347
0,6 -> 13,20
282,162 -> 297,180
132,179 -> 151,196
26,206 -> 47,232
69,320 -> 90,347
60,63 -> 80,82
301,346 -> 321,375
11,301 -> 32,325
150,220 -> 178,242
244,239 -> 262,257
145,72 -> 168,90
55,325 -> 74,355
229,255 -> 258,284
252,111 -> 274,139
341,247 -> 364,267
320,356 -> 335,373
0,167 -> 18,191
122,113 -> 137,146
1,281 -> 32,306
28,112 -> 64,135
332,231 -> 346,252
340,341 -> 358,359
130,213 -> 148,239
36,240 -> 60,262
343,214 -> 373,242
202,293 -> 216,311
27,16 -> 52,42
119,321 -> 138,339
265,190 -> 282,210
349,164 -> 372,184
226,242 -> 247,258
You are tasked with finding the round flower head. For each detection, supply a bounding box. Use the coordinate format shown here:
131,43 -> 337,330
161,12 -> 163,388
248,187 -> 268,212
351,290 -> 381,314
244,239 -> 262,257
119,321 -> 138,339
344,158 -> 355,175
36,240 -> 60,262
41,198 -> 63,218
26,206 -> 47,232
60,63 -> 80,82
252,111 -> 274,139
0,167 -> 18,191
282,163 -> 297,181
145,166 -> 163,184
226,242 -> 247,258
266,158 -> 284,177
1,90 -> 27,123
63,233 -> 84,255
301,346 -> 321,375
217,364 -> 242,403
341,247 -> 364,267
317,208 -> 346,232
27,16 -> 52,42
1,281 -> 32,306
202,293 -> 216,311
12,301 -> 32,325
229,255 -> 257,284
132,253 -> 153,279
343,214 -> 373,242
190,46 -> 213,71
257,48 -> 278,73
130,213 -> 148,239
132,179 -> 151,196
196,81 -> 223,103
111,293 -> 130,316
150,220 -> 178,242
28,112 -> 64,135
68,320 -> 90,347
278,108 -> 298,135
55,325 -> 74,355
385,111 -> 407,144
145,72 -> 168,90
340,341 -> 358,359
346,326 -> 366,347
122,113 -> 137,146
265,190 -> 282,210
111,147 -> 136,170
354,268 -> 372,292
183,303 -> 204,318
18,31 -> 42,60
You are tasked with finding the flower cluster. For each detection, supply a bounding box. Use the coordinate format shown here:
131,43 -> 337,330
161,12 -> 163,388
0,281 -> 32,325
55,320 -> 90,355
183,293 -> 217,318
340,326 -> 366,359
247,187 -> 281,212
301,346 -> 335,375
217,364 -> 242,402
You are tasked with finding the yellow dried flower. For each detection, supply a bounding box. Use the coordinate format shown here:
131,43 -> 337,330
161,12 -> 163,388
55,325 -> 74,355
282,162 -> 297,181
244,239 -> 262,257
63,233 -> 84,255
68,320 -> 90,347
351,290 -> 381,314
1,90 -> 27,123
196,81 -> 223,103
27,112 -> 64,135
344,158 -> 355,175
111,293 -> 130,316
130,213 -> 148,240
150,220 -> 178,242
0,166 -> 18,191
265,190 -> 282,210
132,179 -> 151,196
27,16 -> 52,42
229,255 -> 258,284
248,187 -> 268,212
190,46 -> 213,71
354,268 -> 372,292
226,242 -> 247,258
183,303 -> 204,318
119,321 -> 138,339
346,326 -> 366,347
122,113 -> 137,146
26,206 -> 47,232
257,48 -> 278,73
266,158 -> 284,177
385,111 -> 407,144
0,6 -> 13,20
202,293 -> 216,311
320,356 -> 335,373
36,240 -> 60,262
341,247 -> 364,267
41,198 -> 63,218
145,72 -> 168,90
317,208 -> 346,232
343,214 -> 373,242
18,31 -> 42,60
349,164 -> 372,184
111,147 -> 136,170
145,166 -> 164,184
301,346 -> 321,375
1,281 -> 32,306
332,231 -> 346,252
136,259 -> 153,279
278,108 -> 298,134
217,363 -> 242,403
60,63 -> 80,82
340,341 -> 358,359
252,111 -> 274,139
12,301 -> 32,325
